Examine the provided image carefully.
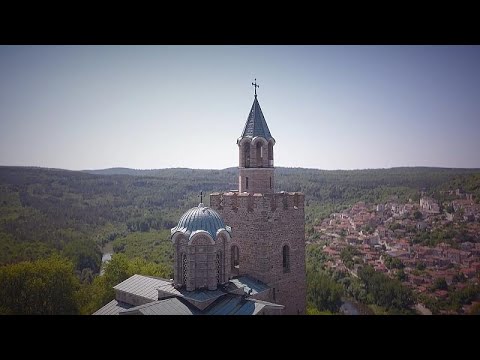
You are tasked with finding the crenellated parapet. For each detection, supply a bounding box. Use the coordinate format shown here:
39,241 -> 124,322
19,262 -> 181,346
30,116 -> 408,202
210,191 -> 305,213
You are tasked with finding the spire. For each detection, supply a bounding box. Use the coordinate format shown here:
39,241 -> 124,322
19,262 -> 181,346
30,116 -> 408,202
239,93 -> 273,141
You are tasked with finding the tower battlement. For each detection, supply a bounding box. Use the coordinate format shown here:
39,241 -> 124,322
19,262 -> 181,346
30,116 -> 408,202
210,192 -> 305,212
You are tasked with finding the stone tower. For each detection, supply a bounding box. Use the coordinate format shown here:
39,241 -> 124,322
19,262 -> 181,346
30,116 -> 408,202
238,93 -> 275,194
210,85 -> 306,314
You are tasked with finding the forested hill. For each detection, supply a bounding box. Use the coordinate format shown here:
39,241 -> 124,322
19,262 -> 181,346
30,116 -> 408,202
84,165 -> 480,183
1,166 -> 479,244
82,166 -> 480,204
1,165 -> 479,261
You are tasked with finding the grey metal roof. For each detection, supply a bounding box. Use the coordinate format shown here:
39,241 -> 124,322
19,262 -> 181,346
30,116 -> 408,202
204,294 -> 269,315
119,294 -> 278,315
114,274 -> 171,302
116,295 -> 261,315
93,274 -> 284,315
229,275 -> 270,296
240,95 -> 273,140
95,295 -> 283,315
158,282 -> 225,303
92,299 -> 133,315
120,298 -> 200,315
170,203 -> 230,240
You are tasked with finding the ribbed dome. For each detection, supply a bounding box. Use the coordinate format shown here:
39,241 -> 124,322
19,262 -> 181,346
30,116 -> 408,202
171,203 -> 230,240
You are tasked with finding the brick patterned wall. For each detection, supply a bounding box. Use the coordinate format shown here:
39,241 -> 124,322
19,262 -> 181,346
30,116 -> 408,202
210,191 -> 306,314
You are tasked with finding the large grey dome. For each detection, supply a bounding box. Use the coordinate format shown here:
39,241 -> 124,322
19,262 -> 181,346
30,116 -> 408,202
171,203 -> 231,240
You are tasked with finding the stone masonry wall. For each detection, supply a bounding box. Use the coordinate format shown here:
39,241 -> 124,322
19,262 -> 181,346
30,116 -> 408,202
239,140 -> 272,169
239,168 -> 274,194
210,191 -> 306,314
172,233 -> 231,291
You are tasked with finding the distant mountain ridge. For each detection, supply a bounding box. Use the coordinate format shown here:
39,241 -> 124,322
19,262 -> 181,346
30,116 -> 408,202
82,166 -> 480,177
2,165 -> 479,182
82,167 -> 238,177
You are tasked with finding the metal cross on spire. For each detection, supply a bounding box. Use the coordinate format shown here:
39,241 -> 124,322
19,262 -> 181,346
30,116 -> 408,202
252,78 -> 259,96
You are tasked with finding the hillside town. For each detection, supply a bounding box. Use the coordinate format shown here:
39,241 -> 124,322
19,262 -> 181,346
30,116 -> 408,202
312,189 -> 480,314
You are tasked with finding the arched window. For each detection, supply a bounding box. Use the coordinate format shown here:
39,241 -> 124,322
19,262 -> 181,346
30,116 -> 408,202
182,253 -> 188,285
216,251 -> 222,284
256,142 -> 263,167
231,245 -> 239,272
268,142 -> 273,166
244,142 -> 250,168
282,245 -> 290,273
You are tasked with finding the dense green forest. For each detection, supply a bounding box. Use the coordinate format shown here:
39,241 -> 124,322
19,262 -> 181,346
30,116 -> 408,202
0,165 -> 479,314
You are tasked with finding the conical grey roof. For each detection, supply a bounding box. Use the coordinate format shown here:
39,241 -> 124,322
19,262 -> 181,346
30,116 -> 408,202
240,96 -> 272,140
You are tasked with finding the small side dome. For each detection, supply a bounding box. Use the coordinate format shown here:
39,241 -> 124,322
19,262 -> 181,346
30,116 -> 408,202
171,203 -> 231,240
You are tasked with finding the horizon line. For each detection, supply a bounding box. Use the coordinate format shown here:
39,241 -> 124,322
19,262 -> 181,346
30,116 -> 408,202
1,164 -> 480,173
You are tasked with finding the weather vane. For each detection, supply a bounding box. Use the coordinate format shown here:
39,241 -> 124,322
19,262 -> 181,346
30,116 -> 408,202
252,78 -> 259,96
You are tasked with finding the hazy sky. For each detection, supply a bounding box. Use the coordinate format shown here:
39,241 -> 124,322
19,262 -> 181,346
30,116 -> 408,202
1,45 -> 479,170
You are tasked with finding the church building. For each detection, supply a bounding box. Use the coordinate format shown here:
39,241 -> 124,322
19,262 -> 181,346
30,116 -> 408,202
94,81 -> 306,315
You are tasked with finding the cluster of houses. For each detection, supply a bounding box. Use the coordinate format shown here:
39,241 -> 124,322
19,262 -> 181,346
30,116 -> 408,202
312,190 -> 480,313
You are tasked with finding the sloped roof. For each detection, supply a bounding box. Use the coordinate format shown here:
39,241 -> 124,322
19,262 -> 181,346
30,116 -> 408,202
92,274 -> 284,315
157,282 -> 225,303
120,298 -> 200,315
120,294 -> 281,315
240,96 -> 273,140
113,274 -> 171,302
92,299 -> 133,315
204,294 -> 263,315
229,275 -> 269,296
